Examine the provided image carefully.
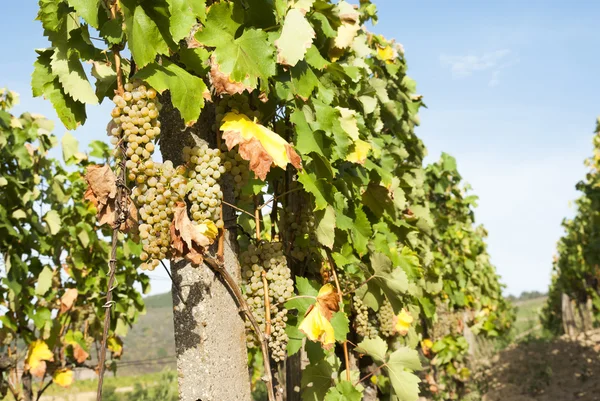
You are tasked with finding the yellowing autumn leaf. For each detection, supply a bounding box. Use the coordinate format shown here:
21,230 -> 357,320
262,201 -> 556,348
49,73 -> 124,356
346,139 -> 371,165
53,369 -> 74,388
298,283 -> 340,350
394,308 -> 413,336
26,340 -> 54,378
220,111 -> 302,180
421,338 -> 433,350
334,22 -> 360,49
376,45 -> 397,64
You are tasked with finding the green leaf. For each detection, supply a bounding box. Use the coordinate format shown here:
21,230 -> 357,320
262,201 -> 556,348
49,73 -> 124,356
12,210 -> 27,219
387,369 -> 420,401
388,347 -> 422,371
275,8 -> 315,66
0,177 -> 7,187
305,45 -> 329,70
121,0 -> 173,68
50,45 -> 98,105
195,2 -> 275,89
291,106 -> 327,158
285,277 -> 319,316
370,253 -> 409,313
91,60 -> 130,103
36,266 -> 54,296
330,310 -> 349,343
298,171 -> 334,211
362,183 -> 396,220
44,210 -> 61,235
166,0 -> 205,43
179,47 -> 210,75
45,80 -> 87,129
350,207 -> 371,256
32,308 -> 52,330
355,337 -> 387,363
99,17 -> 125,45
61,132 -> 81,163
324,381 -> 362,401
135,60 -> 207,125
301,360 -> 334,401
32,50 -> 55,97
315,205 -> 335,249
67,0 -> 102,28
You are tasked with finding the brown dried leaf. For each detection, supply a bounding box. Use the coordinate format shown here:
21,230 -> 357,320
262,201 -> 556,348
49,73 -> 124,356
209,55 -> 253,96
84,164 -> 117,210
60,288 -> 78,314
73,344 -> 89,364
315,283 -> 340,320
170,202 -> 217,265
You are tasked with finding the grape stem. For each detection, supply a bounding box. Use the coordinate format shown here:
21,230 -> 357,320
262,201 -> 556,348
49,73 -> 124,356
221,199 -> 255,218
96,2 -> 125,400
160,260 -> 186,306
257,187 -> 302,211
326,249 -> 351,382
203,256 -> 276,401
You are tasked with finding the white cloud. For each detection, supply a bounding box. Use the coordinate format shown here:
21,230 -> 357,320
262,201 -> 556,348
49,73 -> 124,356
440,49 -> 518,86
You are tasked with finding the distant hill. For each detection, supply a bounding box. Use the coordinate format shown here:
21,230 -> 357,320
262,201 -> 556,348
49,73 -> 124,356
143,291 -> 173,309
117,291 -> 176,375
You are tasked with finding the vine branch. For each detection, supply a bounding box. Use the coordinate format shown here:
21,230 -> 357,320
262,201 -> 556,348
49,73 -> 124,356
203,256 -> 276,401
96,2 -> 125,400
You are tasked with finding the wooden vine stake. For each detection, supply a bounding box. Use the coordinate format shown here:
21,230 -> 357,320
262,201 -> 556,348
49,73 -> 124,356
96,2 -> 124,400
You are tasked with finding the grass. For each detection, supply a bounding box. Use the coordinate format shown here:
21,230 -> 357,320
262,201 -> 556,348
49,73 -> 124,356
512,296 -> 547,339
42,370 -> 175,396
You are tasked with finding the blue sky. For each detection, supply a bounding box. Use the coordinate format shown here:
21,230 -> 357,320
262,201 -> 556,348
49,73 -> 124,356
2,1 -> 599,296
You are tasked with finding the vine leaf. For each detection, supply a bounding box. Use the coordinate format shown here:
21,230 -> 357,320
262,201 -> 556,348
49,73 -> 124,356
84,164 -> 116,224
50,46 -> 98,105
220,111 -> 302,180
370,252 -> 409,312
209,55 -> 253,96
394,309 -> 414,336
170,202 -> 217,264
315,205 -> 336,249
298,284 -> 340,350
120,0 -> 173,68
324,381 -> 362,401
301,360 -> 334,401
195,2 -> 275,90
35,267 -> 54,296
60,288 -> 78,314
355,337 -> 387,363
67,0 -> 101,28
387,348 -> 421,401
166,0 -> 206,43
44,210 -> 61,235
135,60 -> 207,125
53,369 -> 74,388
275,8 -> 315,67
346,139 -> 371,164
26,340 -> 54,378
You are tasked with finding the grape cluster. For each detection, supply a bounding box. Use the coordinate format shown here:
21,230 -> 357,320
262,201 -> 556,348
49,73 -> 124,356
353,295 -> 379,339
183,145 -> 225,229
132,161 -> 187,270
377,299 -> 396,337
241,242 -> 294,362
109,81 -> 161,182
280,200 -> 318,263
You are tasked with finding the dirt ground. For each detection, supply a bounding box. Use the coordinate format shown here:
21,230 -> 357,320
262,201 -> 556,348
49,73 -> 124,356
481,330 -> 600,401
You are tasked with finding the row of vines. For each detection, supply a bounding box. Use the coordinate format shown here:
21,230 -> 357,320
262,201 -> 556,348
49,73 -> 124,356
1,0 -> 513,400
542,119 -> 600,335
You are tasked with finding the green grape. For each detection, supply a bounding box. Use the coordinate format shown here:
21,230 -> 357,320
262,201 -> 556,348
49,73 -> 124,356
377,299 -> 397,338
240,242 -> 293,362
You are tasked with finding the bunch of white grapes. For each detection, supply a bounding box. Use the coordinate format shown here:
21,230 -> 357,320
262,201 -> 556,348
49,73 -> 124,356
353,295 -> 380,339
132,161 -> 187,270
183,145 -> 225,229
377,299 -> 397,338
109,81 -> 161,182
241,242 -> 294,362
280,201 -> 318,263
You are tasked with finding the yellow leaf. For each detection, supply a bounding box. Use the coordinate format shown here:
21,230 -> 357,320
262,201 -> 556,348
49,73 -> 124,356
421,338 -> 433,350
298,283 -> 340,350
53,369 -> 74,388
26,340 -> 54,378
394,308 -> 413,336
376,45 -> 397,64
299,304 -> 336,349
220,112 -> 302,180
196,220 -> 218,241
346,139 -> 371,165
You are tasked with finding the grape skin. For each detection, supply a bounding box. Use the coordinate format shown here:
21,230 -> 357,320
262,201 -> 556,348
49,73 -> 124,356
241,242 -> 294,362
